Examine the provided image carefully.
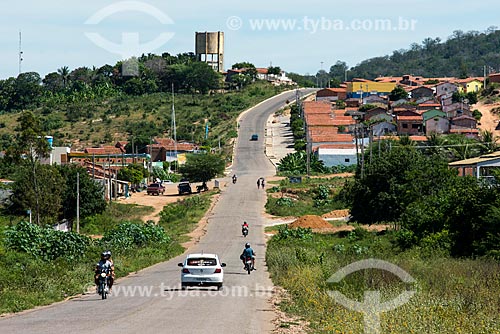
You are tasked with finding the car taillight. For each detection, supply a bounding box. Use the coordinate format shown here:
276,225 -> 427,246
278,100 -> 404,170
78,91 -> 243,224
182,268 -> 190,273
214,268 -> 222,273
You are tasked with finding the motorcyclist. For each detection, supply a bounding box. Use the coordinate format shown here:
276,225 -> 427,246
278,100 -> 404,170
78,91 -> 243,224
95,250 -> 115,293
240,242 -> 256,270
242,221 -> 249,236
232,174 -> 237,184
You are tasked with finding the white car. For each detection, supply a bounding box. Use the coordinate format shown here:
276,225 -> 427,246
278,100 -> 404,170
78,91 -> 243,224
178,253 -> 226,290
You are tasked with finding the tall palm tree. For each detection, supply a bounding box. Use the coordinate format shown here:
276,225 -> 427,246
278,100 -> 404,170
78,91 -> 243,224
479,130 -> 499,154
57,66 -> 70,88
426,133 -> 448,157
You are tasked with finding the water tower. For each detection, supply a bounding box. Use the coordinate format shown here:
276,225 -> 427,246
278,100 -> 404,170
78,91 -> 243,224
195,31 -> 224,72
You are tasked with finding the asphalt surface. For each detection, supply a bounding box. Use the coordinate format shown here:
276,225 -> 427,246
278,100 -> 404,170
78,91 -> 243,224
0,88 -> 316,334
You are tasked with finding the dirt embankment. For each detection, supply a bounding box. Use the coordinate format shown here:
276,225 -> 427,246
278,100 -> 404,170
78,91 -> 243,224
475,101 -> 500,135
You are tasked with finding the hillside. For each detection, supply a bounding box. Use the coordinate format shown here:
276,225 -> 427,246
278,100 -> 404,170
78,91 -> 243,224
345,28 -> 500,80
0,81 -> 282,154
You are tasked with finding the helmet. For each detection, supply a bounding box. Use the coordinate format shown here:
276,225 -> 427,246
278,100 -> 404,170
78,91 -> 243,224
101,251 -> 107,258
245,243 -> 250,248
105,250 -> 112,257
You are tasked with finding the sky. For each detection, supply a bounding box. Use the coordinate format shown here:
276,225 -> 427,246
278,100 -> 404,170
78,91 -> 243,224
1,0 -> 499,79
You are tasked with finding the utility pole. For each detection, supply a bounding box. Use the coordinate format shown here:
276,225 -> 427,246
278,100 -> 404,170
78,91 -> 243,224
76,172 -> 80,233
320,61 -> 324,88
360,124 -> 365,179
354,120 -> 359,171
484,65 -> 487,89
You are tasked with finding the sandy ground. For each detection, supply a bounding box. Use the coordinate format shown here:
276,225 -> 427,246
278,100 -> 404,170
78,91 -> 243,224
118,180 -> 227,224
475,101 -> 500,136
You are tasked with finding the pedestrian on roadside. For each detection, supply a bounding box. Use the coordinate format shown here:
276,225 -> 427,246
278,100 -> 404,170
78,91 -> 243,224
257,179 -> 260,189
261,178 -> 265,189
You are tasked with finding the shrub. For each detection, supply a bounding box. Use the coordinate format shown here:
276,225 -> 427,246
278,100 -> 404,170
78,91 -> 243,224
275,225 -> 313,241
4,221 -> 91,261
100,222 -> 170,249
276,197 -> 294,207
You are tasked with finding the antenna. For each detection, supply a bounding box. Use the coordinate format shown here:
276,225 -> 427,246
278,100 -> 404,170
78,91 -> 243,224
18,30 -> 23,75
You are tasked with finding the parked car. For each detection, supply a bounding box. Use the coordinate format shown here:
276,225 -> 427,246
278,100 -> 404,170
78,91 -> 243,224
250,134 -> 259,141
178,253 -> 226,290
178,181 -> 192,195
146,183 -> 165,196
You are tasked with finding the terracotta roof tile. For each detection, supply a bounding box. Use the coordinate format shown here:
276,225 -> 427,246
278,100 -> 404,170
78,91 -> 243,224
397,115 -> 423,121
310,133 -> 354,143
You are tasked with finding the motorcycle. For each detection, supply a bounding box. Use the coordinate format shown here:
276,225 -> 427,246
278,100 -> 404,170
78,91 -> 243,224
196,182 -> 209,193
232,176 -> 237,184
242,226 -> 248,237
244,256 -> 253,275
97,268 -> 110,300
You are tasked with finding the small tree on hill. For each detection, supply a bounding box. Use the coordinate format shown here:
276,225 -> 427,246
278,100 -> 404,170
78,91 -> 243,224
179,153 -> 225,187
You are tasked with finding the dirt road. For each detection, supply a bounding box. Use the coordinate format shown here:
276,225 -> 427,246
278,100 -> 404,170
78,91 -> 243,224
120,180 -> 227,223
475,101 -> 500,136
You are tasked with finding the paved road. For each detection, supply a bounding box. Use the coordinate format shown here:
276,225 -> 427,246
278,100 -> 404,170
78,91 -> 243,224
0,88 -> 316,334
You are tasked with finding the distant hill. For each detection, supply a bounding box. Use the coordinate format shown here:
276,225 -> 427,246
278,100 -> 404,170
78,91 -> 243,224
347,28 -> 500,80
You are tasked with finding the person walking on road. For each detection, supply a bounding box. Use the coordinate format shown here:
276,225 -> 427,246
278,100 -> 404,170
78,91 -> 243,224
257,179 -> 260,189
261,178 -> 265,189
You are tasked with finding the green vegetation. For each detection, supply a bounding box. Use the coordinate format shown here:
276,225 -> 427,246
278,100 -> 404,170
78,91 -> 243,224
267,229 -> 500,333
0,57 -> 283,155
159,194 -> 213,244
339,144 -> 500,257
290,29 -> 500,84
346,28 -> 500,79
178,153 -> 226,184
0,193 -> 213,314
266,177 -> 348,217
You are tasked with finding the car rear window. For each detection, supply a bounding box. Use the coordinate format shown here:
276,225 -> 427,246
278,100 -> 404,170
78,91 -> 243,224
186,258 -> 217,266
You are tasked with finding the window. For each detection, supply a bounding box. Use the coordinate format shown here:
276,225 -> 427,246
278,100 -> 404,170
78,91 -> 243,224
345,158 -> 350,163
402,123 -> 408,128
412,124 -> 419,129
187,258 -> 217,266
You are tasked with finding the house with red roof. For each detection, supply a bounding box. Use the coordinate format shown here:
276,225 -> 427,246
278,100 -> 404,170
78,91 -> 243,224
396,110 -> 424,135
316,88 -> 347,102
147,138 -> 197,162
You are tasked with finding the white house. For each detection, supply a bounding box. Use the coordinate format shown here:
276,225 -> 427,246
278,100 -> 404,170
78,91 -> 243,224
316,147 -> 358,167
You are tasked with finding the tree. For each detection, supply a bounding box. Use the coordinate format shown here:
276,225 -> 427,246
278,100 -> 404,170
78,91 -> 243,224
267,66 -> 281,75
277,151 -> 328,175
57,165 -> 107,223
329,60 -> 348,82
10,164 -> 65,226
185,62 -> 221,94
479,130 -> 498,154
42,72 -> 64,93
118,164 -> 148,185
0,77 -> 15,111
57,66 -> 70,88
389,86 -> 408,101
231,62 -> 257,79
7,111 -> 51,225
179,153 -> 225,185
339,147 -> 454,225
13,72 -> 42,109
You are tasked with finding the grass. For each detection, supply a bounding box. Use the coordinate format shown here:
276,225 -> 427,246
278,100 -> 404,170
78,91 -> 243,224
158,192 -> 214,244
0,192 -> 213,315
0,81 -> 284,153
265,176 -> 350,217
79,202 -> 154,235
266,230 -> 500,333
